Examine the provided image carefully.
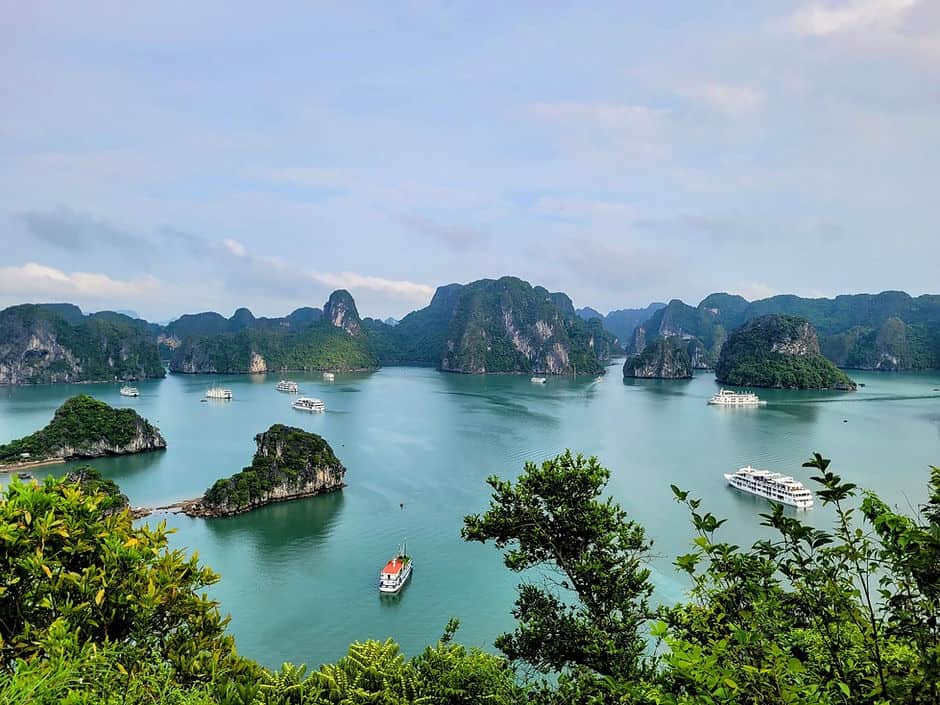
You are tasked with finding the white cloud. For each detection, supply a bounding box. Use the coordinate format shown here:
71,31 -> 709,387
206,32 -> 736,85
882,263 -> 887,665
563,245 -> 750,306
0,262 -> 161,300
733,283 -> 779,301
791,0 -> 917,36
310,271 -> 434,305
223,239 -> 246,257
682,82 -> 764,117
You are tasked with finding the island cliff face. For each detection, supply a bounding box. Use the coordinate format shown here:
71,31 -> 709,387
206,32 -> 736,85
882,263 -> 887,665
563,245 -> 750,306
623,337 -> 693,379
0,395 -> 166,464
191,424 -> 345,517
715,315 -> 857,390
0,304 -> 164,385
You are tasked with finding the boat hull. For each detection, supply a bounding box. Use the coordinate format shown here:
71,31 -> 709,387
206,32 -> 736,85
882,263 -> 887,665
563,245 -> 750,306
724,473 -> 814,509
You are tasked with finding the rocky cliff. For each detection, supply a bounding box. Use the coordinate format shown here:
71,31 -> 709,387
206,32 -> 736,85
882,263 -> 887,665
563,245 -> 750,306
0,304 -> 164,385
623,337 -> 693,379
322,290 -> 362,336
0,395 -> 166,464
715,315 -> 856,390
192,424 -> 345,517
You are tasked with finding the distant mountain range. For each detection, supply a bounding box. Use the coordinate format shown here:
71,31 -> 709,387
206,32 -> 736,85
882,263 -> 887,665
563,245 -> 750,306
3,285 -> 939,385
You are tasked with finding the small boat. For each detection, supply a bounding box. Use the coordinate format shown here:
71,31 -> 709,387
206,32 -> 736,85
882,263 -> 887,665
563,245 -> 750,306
322,372 -> 336,381
724,466 -> 814,509
292,397 -> 325,412
275,380 -> 300,393
205,387 -> 233,400
708,389 -> 764,406
17,472 -> 33,480
378,543 -> 413,594
530,376 -> 547,384
119,385 -> 139,397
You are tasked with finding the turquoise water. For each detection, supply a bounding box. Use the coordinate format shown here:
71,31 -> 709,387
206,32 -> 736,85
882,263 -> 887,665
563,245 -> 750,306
2,366 -> 939,667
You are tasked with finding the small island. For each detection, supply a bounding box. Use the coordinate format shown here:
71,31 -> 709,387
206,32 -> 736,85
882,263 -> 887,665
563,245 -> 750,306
715,314 -> 856,390
623,337 -> 693,379
186,424 -> 345,517
66,466 -> 130,515
0,395 -> 166,468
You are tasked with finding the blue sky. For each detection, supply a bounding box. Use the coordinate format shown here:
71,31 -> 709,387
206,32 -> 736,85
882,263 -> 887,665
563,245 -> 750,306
1,1 -> 938,320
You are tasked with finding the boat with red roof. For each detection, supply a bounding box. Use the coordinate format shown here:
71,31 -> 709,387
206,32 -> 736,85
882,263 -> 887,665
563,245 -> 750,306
378,542 -> 413,594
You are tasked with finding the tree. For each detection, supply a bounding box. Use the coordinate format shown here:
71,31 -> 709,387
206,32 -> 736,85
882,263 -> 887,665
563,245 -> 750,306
462,450 -> 653,679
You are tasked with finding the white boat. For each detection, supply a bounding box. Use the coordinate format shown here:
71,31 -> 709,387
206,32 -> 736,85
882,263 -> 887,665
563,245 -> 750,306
275,380 -> 299,393
724,466 -> 814,509
530,376 -> 547,384
708,388 -> 764,406
205,386 -> 233,400
292,396 -> 325,412
119,385 -> 139,397
322,372 -> 336,381
378,543 -> 413,594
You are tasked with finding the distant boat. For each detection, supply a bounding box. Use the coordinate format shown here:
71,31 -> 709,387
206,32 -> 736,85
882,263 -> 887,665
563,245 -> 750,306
292,397 -> 325,412
205,387 -> 233,400
708,389 -> 764,406
724,466 -> 814,509
275,380 -> 299,393
530,376 -> 547,384
119,385 -> 139,397
322,372 -> 336,381
17,472 -> 33,480
378,542 -> 413,594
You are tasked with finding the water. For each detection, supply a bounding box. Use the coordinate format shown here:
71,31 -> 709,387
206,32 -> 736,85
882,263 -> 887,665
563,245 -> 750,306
2,366 -> 939,668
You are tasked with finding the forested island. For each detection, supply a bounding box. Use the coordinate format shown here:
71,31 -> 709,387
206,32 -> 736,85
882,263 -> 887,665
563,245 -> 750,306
715,314 -> 857,390
622,336 -> 693,379
0,395 -> 166,466
188,424 -> 345,517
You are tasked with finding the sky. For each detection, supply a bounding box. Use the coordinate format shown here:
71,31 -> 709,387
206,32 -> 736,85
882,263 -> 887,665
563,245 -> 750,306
1,1 -> 938,321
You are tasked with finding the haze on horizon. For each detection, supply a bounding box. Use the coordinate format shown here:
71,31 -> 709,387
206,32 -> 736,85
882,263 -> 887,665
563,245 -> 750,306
1,2 -> 938,321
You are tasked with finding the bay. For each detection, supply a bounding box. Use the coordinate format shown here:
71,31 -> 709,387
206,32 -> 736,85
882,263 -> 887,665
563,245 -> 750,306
1,365 -> 939,668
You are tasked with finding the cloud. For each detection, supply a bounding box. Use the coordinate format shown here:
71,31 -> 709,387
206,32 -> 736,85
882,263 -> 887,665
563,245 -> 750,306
790,0 -> 917,36
681,82 -> 764,117
16,207 -> 148,252
397,214 -> 489,251
0,262 -> 161,300
310,271 -> 434,304
223,239 -> 247,257
733,283 -> 779,301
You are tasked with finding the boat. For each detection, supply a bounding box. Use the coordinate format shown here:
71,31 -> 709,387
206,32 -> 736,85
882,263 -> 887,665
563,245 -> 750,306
275,380 -> 300,393
530,376 -> 547,384
292,397 -> 325,412
322,372 -> 336,381
205,387 -> 233,400
724,466 -> 814,509
119,385 -> 139,397
378,543 -> 413,594
17,472 -> 33,480
708,388 -> 764,406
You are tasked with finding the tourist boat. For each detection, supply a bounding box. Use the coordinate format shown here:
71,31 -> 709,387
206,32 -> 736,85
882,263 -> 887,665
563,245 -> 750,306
205,386 -> 233,400
119,385 -> 139,397
275,380 -> 299,393
530,376 -> 547,384
708,388 -> 764,406
292,397 -> 325,412
724,466 -> 814,509
322,372 -> 336,381
378,543 -> 413,594
17,472 -> 33,480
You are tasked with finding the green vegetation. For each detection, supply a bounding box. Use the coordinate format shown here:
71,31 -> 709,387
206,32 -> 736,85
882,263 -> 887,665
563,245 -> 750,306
0,395 -> 164,463
715,314 -> 856,389
623,336 -> 693,378
202,424 -> 343,511
0,304 -> 164,384
65,466 -> 129,513
2,449 -> 940,703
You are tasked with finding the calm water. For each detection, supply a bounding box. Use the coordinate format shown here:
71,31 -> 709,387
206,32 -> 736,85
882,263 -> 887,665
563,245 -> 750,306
2,365 -> 939,667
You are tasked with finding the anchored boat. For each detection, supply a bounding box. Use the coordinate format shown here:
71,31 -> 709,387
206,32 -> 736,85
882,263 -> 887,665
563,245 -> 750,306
205,386 -> 233,400
530,376 -> 547,384
708,389 -> 764,406
724,466 -> 814,509
378,543 -> 413,594
276,380 -> 300,393
119,385 -> 139,397
292,397 -> 325,412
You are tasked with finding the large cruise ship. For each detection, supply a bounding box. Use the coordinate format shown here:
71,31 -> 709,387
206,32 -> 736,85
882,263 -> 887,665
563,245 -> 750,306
708,389 -> 765,406
119,385 -> 139,397
724,466 -> 814,509
292,397 -> 325,412
205,386 -> 233,400
275,380 -> 299,393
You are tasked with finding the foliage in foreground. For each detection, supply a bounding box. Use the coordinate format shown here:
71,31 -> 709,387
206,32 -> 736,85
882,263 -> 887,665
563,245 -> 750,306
2,449 -> 939,704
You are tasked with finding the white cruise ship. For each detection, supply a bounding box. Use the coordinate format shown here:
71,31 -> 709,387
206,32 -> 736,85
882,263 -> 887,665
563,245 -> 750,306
708,388 -> 764,406
275,380 -> 299,393
322,372 -> 336,381
292,397 -> 325,412
724,466 -> 814,509
530,376 -> 547,384
119,385 -> 139,397
378,543 -> 413,594
205,386 -> 233,400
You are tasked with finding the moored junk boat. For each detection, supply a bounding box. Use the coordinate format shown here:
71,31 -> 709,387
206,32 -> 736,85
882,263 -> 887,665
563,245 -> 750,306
530,376 -> 547,384
205,386 -> 233,400
119,385 -> 139,397
724,466 -> 814,509
292,396 -> 325,412
378,543 -> 413,594
708,388 -> 764,406
276,380 -> 300,393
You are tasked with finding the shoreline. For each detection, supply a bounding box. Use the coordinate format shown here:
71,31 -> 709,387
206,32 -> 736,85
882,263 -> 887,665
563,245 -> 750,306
0,457 -> 65,473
